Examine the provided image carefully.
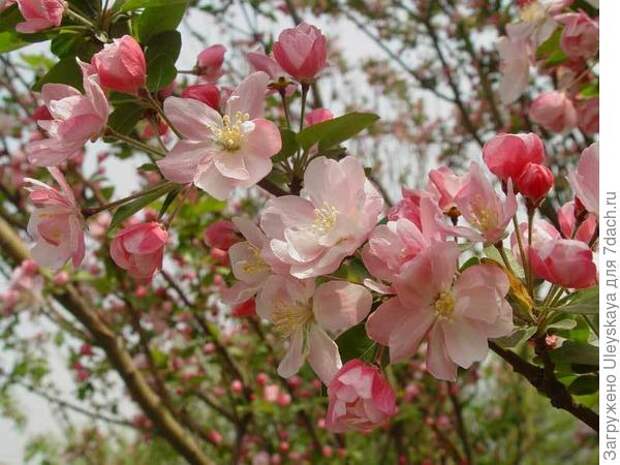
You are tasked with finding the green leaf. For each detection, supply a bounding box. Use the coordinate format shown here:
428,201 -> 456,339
483,245 -> 525,279
135,1 -> 188,43
336,324 -> 375,363
107,102 -> 146,135
110,183 -> 177,229
33,57 -> 82,92
146,54 -> 177,91
0,31 -> 29,53
145,30 -> 182,63
494,327 -> 536,349
459,256 -> 479,272
568,375 -> 598,395
297,112 -> 380,152
272,128 -> 298,163
159,186 -> 182,217
556,287 -> 599,315
580,82 -> 599,98
0,5 -> 22,33
121,0 -> 188,12
549,341 -> 598,366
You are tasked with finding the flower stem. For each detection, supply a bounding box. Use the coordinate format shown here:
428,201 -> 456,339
82,181 -> 173,218
512,215 -> 529,290
66,7 -> 98,30
106,127 -> 167,158
278,88 -> 291,128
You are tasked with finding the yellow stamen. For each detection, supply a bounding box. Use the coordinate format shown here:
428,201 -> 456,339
434,291 -> 456,319
209,111 -> 251,152
271,300 -> 313,339
311,202 -> 339,234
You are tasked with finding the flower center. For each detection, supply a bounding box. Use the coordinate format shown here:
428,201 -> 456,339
434,291 -> 455,318
210,112 -> 251,152
469,198 -> 498,232
520,1 -> 546,23
312,202 -> 339,234
272,300 -> 313,339
241,245 -> 270,275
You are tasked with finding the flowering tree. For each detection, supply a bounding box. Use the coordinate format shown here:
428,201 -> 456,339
0,1 -> 599,464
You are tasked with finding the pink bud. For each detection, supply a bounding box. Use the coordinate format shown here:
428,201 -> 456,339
92,35 -> 146,94
256,373 -> 269,385
273,23 -> 327,83
210,247 -> 229,266
305,108 -> 334,127
529,91 -> 577,133
197,44 -> 226,81
110,222 -> 168,281
52,270 -> 70,286
182,83 -> 221,110
80,343 -> 94,357
203,220 -> 238,251
15,0 -> 65,33
482,133 -> 545,181
576,97 -> 599,135
529,239 -> 597,289
555,12 -> 599,59
516,163 -> 553,203
231,379 -> 244,394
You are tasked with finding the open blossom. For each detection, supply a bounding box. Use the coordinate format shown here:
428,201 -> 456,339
91,35 -> 146,94
556,12 -> 599,59
27,61 -> 109,167
110,222 -> 168,281
529,91 -> 577,133
157,72 -> 281,200
196,44 -> 226,81
428,166 -> 467,213
257,275 -> 372,383
222,216 -> 290,307
496,36 -> 531,104
15,0 -> 65,33
453,163 -> 517,244
260,156 -> 384,278
273,23 -> 327,83
506,0 -> 557,46
326,359 -> 396,433
558,201 -> 597,243
25,168 -> 85,270
529,239 -> 597,288
483,133 -> 545,182
510,219 -> 561,264
246,49 -> 297,96
568,143 -> 598,217
388,187 -> 424,226
366,242 -> 513,381
0,259 -> 43,314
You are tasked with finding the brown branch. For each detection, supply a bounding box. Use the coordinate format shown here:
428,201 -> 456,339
489,341 -> 599,431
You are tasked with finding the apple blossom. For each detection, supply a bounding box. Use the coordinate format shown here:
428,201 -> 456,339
326,359 -> 396,433
257,275 -> 372,383
558,201 -> 597,243
529,91 -> 577,133
510,219 -> 561,264
453,163 -> 517,244
181,83 -> 220,110
26,61 -> 109,167
91,35 -> 147,94
576,97 -> 599,135
305,108 -> 334,126
556,11 -> 599,59
568,143 -> 598,216
482,133 -> 545,182
15,0 -> 65,33
157,72 -> 281,200
203,220 -> 239,251
0,259 -> 43,314
496,36 -> 531,104
529,239 -> 597,288
272,23 -> 327,83
196,44 -> 226,81
260,156 -> 384,278
110,222 -> 168,281
516,162 -> 554,203
25,168 -> 85,270
388,187 -> 424,226
428,166 -> 467,213
366,242 -> 513,381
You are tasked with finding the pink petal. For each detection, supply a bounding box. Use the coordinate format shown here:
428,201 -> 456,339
308,325 -> 342,385
313,281 -> 372,335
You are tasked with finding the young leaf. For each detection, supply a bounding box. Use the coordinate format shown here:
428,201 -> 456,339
556,287 -> 599,315
121,0 -> 188,12
272,128 -> 298,163
297,112 -> 379,152
146,54 -> 177,91
549,341 -> 598,367
33,57 -> 83,91
107,103 -> 146,135
110,183 -> 177,229
135,1 -> 188,43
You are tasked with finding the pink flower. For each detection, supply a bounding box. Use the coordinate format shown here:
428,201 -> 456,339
110,222 -> 168,281
26,61 -> 109,167
246,49 -> 297,96
482,133 -> 545,181
453,163 -> 517,244
576,97 -> 599,135
203,220 -> 239,251
223,216 -> 289,306
516,162 -> 554,202
273,23 -> 327,83
529,91 -> 577,133
366,242 -> 513,381
305,108 -> 333,126
388,187 -> 424,227
196,44 -> 226,81
558,201 -> 597,243
91,35 -> 146,94
496,36 -> 531,104
428,166 -> 467,213
15,0 -> 65,33
556,12 -> 599,59
1,259 -> 43,314
257,276 -> 372,383
326,359 -> 396,433
510,219 -> 561,264
568,142 -> 598,216
25,168 -> 85,270
157,72 -> 281,200
529,239 -> 597,288
260,156 -> 384,278
231,299 -> 257,318
181,84 -> 220,110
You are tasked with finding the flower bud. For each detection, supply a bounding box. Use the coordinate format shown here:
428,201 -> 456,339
92,35 -> 147,94
516,162 -> 553,203
273,23 -> 327,83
